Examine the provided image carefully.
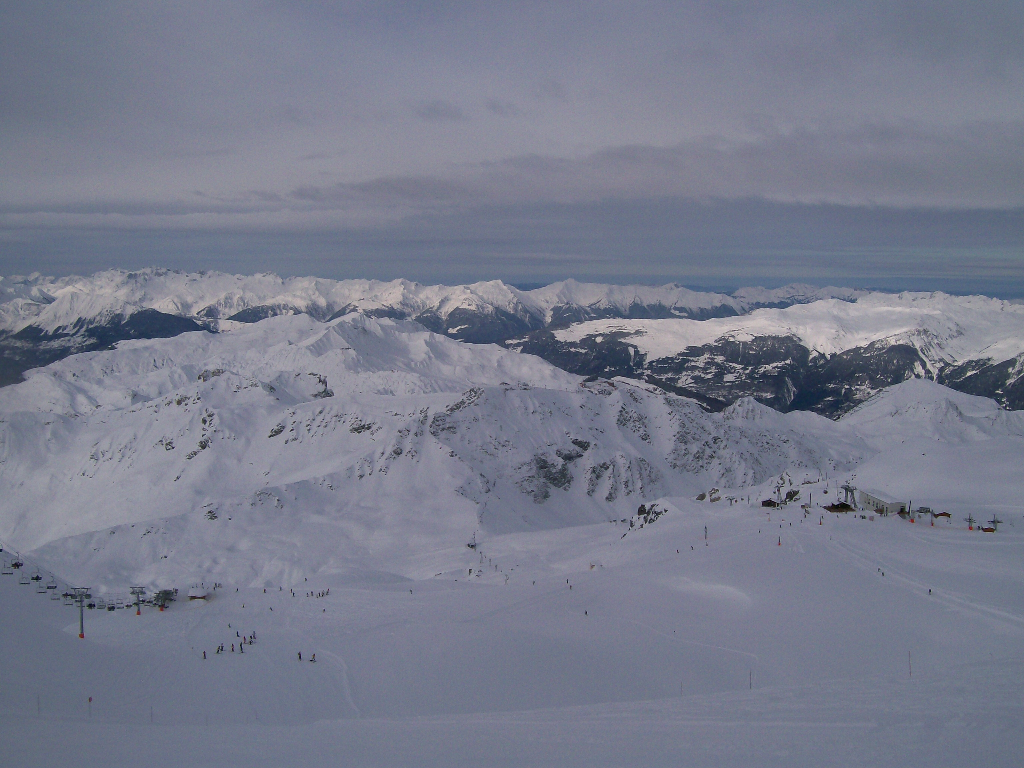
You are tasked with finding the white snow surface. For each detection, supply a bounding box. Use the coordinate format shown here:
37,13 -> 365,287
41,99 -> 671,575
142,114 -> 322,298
1,314 -> 1022,766
554,292 -> 1024,367
0,269 -> 868,333
0,312 -> 872,569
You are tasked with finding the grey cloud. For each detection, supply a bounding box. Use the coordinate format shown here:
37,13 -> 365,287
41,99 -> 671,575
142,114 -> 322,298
3,2 -> 1024,292
413,100 -> 467,122
293,176 -> 472,209
4,120 -> 1022,231
484,99 -> 520,117
278,121 -> 1024,217
0,199 -> 269,218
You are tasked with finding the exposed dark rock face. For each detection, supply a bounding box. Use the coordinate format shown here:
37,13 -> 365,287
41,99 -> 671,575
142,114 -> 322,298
429,307 -> 543,344
112,309 -> 207,340
788,341 -> 927,415
505,330 -> 644,379
508,330 -> 943,418
938,353 -> 1024,411
227,305 -> 298,323
328,305 -> 405,322
646,335 -> 812,412
548,302 -> 740,328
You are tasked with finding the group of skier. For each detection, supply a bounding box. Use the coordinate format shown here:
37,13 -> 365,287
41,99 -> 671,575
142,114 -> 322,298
202,629 -> 257,659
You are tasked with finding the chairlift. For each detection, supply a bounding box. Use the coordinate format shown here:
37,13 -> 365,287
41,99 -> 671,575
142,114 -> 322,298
46,578 -> 58,590
18,573 -> 30,585
30,572 -> 42,582
11,559 -> 23,569
50,589 -> 61,600
36,581 -> 47,594
63,593 -> 74,606
1,561 -> 12,576
95,598 -> 107,610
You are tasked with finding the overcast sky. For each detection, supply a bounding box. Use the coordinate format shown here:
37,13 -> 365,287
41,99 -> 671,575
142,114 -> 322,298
2,1 -> 1023,293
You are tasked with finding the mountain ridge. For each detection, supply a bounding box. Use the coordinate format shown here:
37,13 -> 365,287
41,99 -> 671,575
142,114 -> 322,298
2,269 -> 1022,415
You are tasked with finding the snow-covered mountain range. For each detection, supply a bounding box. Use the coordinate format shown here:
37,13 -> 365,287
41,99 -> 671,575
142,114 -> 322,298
0,269 -> 860,386
2,268 -> 1022,414
0,311 -> 853,584
0,269 -> 865,337
2,284 -> 1022,766
518,291 -> 1024,414
1,308 -> 1019,590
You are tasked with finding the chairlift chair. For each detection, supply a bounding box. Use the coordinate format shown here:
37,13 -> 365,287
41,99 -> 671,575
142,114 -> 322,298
36,581 -> 47,593
46,578 -> 58,590
50,589 -> 61,600
63,593 -> 74,606
1,561 -> 12,576
18,573 -> 30,585
30,572 -> 42,581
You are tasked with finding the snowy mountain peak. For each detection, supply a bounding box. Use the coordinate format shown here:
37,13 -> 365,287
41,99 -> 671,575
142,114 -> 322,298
0,268 -> 873,337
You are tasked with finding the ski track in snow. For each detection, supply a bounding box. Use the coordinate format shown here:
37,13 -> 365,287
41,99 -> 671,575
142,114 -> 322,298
822,531 -> 1024,630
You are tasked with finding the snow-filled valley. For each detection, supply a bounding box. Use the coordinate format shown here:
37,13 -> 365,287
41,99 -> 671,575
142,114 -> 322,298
1,310 -> 1022,766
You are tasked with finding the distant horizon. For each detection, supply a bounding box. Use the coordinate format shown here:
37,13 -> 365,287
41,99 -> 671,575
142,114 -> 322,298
3,262 -> 1023,302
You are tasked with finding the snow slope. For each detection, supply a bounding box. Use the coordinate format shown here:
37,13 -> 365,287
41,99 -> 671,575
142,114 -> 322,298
1,318 -> 1022,766
554,292 -> 1024,370
842,378 -> 1024,446
2,468 -> 1022,766
0,312 -> 872,588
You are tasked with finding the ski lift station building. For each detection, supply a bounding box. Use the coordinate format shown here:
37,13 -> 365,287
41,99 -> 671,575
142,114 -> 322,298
857,488 -> 907,517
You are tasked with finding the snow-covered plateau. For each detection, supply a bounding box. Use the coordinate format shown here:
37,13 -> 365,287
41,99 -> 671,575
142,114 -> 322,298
1,303 -> 1022,766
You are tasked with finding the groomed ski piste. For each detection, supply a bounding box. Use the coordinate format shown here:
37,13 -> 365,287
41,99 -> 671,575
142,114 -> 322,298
1,312 -> 1022,767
